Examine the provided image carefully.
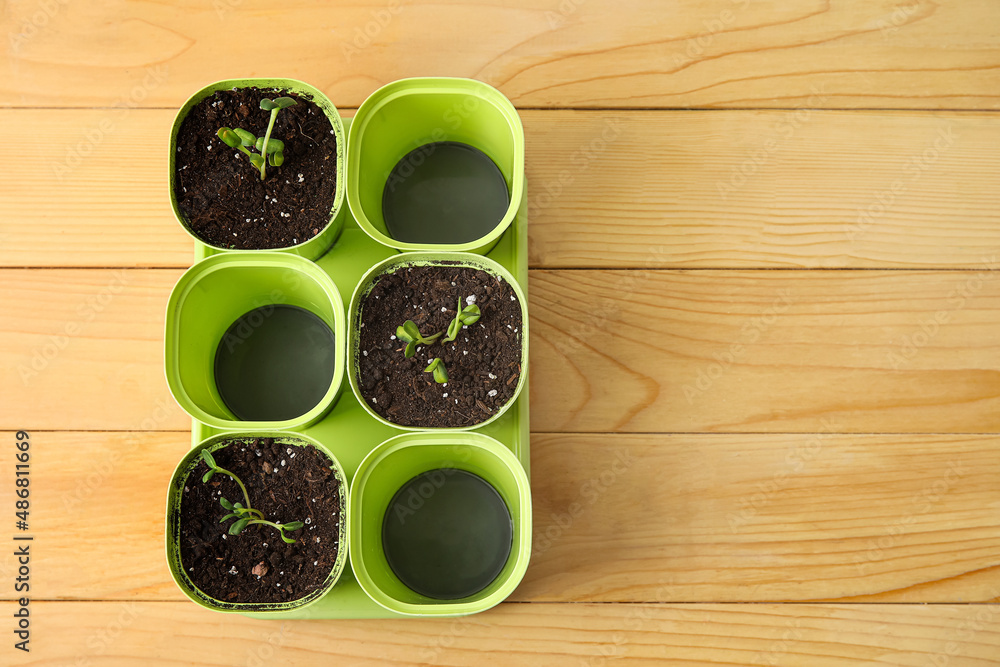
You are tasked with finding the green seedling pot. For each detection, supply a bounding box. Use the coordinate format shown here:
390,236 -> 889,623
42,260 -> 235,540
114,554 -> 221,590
348,252 -> 528,431
350,432 -> 530,616
165,252 -> 345,430
347,77 -> 524,254
166,431 -> 349,614
169,78 -> 347,260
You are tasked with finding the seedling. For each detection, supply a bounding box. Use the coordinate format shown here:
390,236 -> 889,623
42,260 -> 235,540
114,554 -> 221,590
217,96 -> 297,181
424,358 -> 449,383
396,320 -> 443,358
443,298 -> 481,343
200,449 -> 304,544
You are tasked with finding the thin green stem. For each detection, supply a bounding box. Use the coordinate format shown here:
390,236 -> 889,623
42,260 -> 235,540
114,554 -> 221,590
258,109 -> 279,180
212,466 -> 253,510
245,519 -> 296,543
237,145 -> 253,158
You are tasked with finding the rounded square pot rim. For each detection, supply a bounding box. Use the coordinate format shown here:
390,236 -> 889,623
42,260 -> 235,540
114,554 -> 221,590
346,76 -> 524,254
168,77 -> 346,256
348,431 -> 531,616
165,431 -> 349,614
163,251 -> 346,431
347,251 -> 529,432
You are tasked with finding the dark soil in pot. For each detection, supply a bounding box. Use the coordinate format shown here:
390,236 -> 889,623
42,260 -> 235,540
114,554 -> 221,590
174,87 -> 339,249
357,264 -> 523,428
179,437 -> 343,604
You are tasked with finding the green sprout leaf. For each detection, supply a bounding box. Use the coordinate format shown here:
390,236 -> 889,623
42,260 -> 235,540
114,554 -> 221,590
424,358 -> 449,383
280,533 -> 296,544
255,137 -> 284,154
218,96 -> 295,181
217,127 -> 241,148
401,320 -> 420,341
460,304 -> 480,325
199,445 -> 305,547
444,297 -> 463,342
233,128 -> 256,147
229,517 -> 250,535
404,340 -> 416,358
444,299 -> 481,342
201,449 -> 217,469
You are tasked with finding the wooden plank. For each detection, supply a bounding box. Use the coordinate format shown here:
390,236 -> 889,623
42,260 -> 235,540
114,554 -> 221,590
531,268 -> 1000,433
11,600 -> 1000,666
3,109 -> 1000,270
0,269 -> 186,432
525,433 -> 1000,603
6,268 -> 1000,433
2,431 -> 997,603
1,1 -> 998,109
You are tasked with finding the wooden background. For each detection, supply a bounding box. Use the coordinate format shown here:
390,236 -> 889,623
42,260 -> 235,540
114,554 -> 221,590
2,0 -> 1000,664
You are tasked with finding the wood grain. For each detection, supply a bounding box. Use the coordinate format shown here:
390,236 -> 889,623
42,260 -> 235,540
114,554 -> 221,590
0,269 -> 186,432
3,109 -> 1000,270
531,268 -> 1000,433
10,600 -> 1000,666
1,1 -> 998,109
2,431 -> 997,603
5,268 -> 1000,433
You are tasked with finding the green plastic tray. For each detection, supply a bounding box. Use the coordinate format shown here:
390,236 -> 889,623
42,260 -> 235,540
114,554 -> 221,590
188,116 -> 529,619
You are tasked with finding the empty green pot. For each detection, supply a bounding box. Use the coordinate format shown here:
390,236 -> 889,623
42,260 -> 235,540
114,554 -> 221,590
166,431 -> 349,614
347,252 -> 528,431
169,78 -> 346,260
350,432 -> 531,616
347,77 -> 524,254
164,252 -> 345,430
